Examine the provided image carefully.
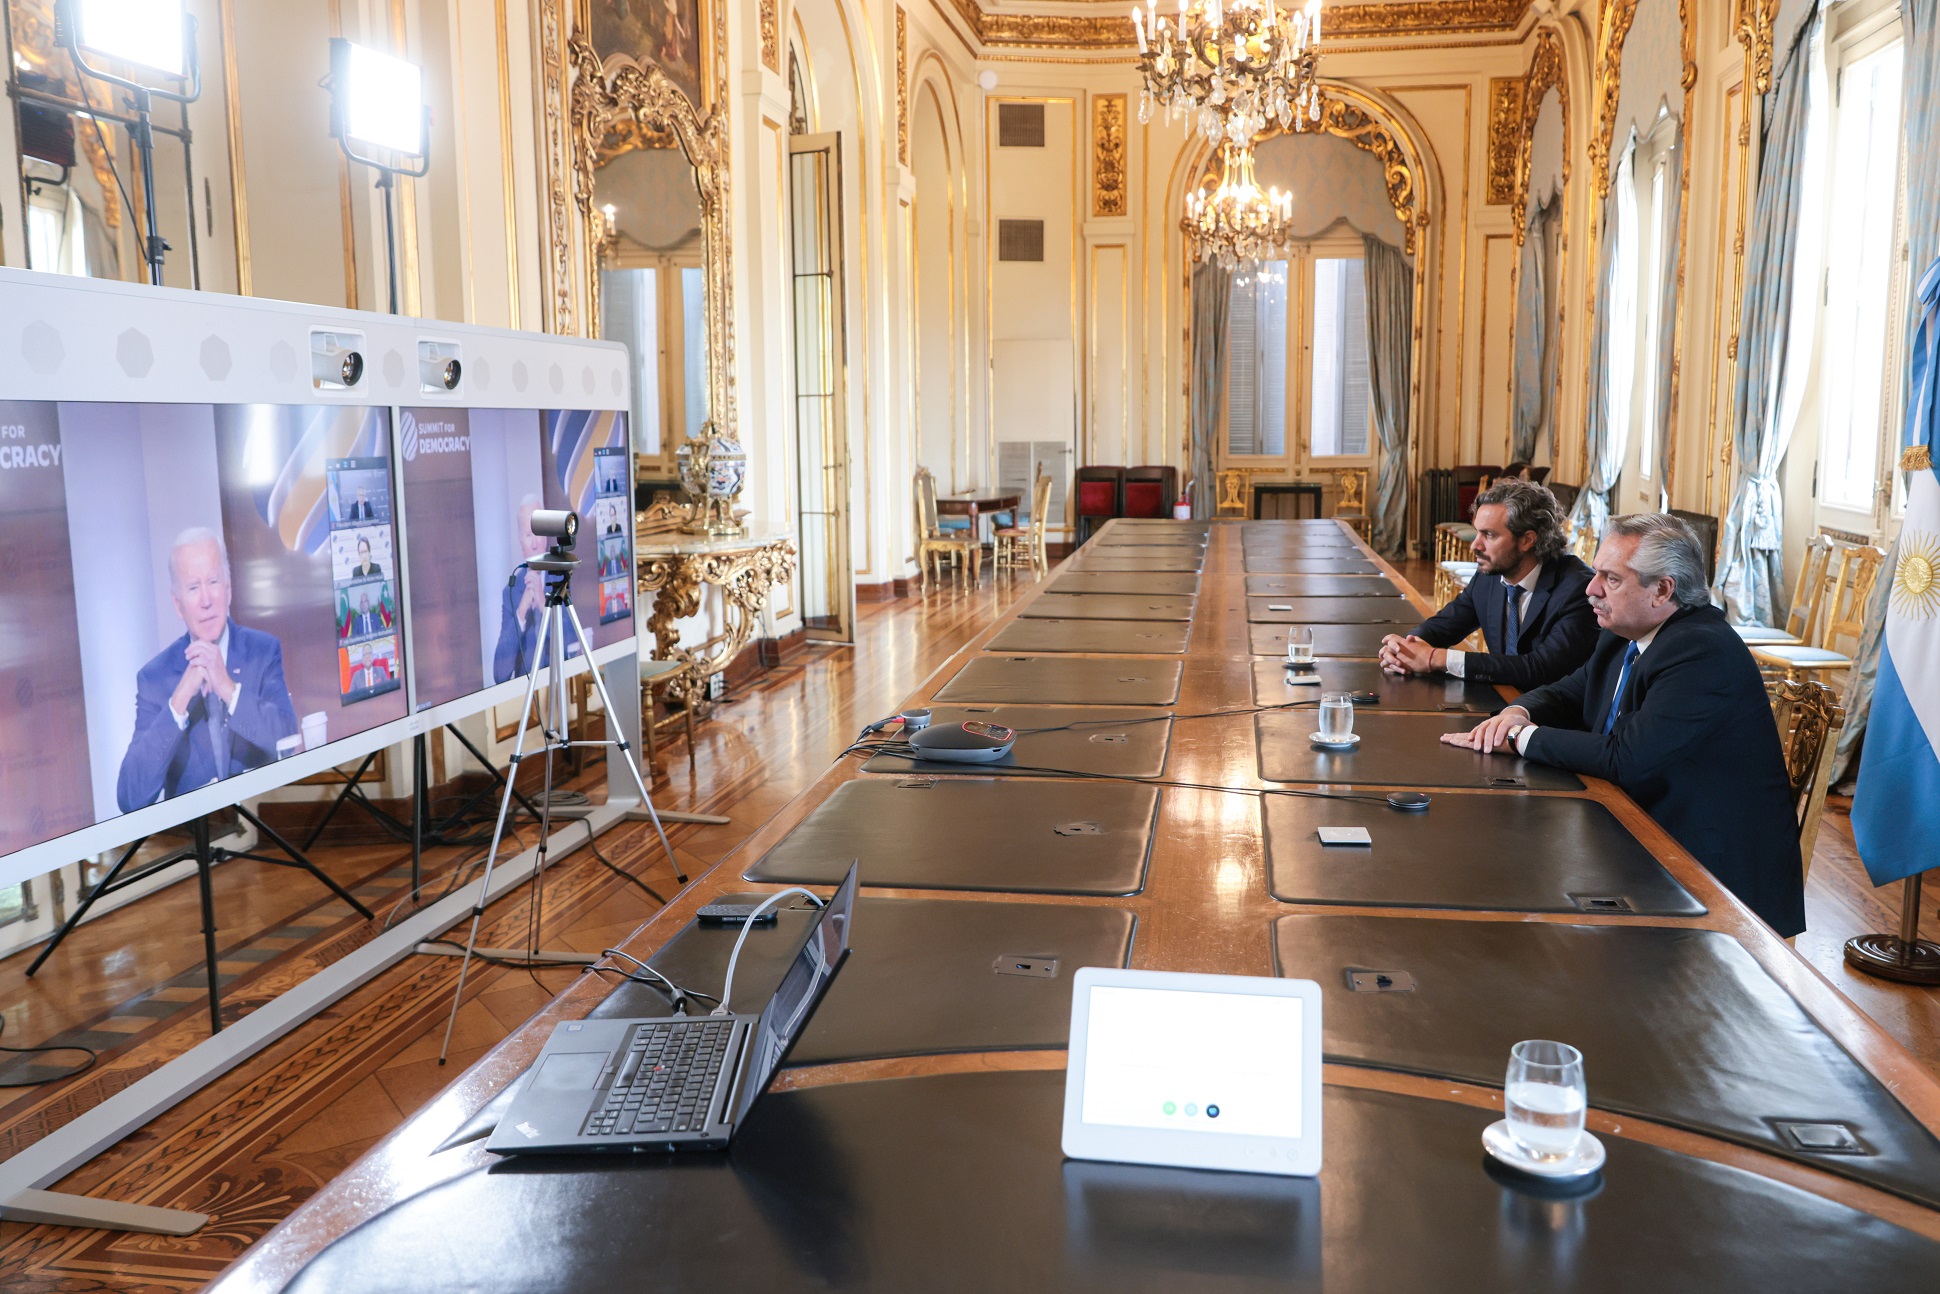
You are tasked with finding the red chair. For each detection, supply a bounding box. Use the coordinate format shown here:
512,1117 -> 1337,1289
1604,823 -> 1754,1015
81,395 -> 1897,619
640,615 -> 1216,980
1122,466 -> 1178,519
1073,466 -> 1125,544
1454,465 -> 1500,519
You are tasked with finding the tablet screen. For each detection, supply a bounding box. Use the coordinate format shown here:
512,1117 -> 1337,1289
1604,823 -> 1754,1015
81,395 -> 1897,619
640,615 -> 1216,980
1078,985 -> 1305,1139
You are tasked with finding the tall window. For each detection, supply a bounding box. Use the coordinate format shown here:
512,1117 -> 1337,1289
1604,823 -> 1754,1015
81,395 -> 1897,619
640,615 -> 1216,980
1310,258 -> 1371,457
1604,143 -> 1640,474
1636,153 -> 1671,483
1816,37 -> 1906,514
1222,247 -> 1374,465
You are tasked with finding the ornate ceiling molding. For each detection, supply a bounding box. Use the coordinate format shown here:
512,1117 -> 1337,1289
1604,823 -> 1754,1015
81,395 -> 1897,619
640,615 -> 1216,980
944,0 -> 1530,51
1510,25 -> 1568,245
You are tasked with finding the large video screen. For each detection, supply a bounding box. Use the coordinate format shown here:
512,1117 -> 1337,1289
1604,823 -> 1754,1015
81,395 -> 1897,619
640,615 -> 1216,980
0,400 -> 409,859
400,407 -> 634,713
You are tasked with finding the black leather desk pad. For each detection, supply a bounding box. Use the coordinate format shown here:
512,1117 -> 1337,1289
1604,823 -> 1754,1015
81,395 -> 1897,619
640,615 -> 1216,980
1247,623 -> 1390,657
861,705 -> 1171,778
1066,553 -> 1206,572
1273,916 -> 1940,1209
1047,571 -> 1201,596
1244,534 -> 1358,549
936,655 -> 1184,706
1255,710 -> 1585,790
587,898 -> 1136,1064
1262,794 -> 1701,914
286,1072 -> 1940,1294
986,618 -> 1192,654
1091,536 -> 1206,550
1246,596 -> 1417,624
1245,574 -> 1401,597
1022,593 -> 1197,621
1250,659 -> 1506,714
744,777 -> 1159,896
1243,553 -> 1381,574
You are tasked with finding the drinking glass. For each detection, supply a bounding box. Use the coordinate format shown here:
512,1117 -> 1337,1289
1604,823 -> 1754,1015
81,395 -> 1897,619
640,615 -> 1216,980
1319,692 -> 1354,742
1504,1040 -> 1587,1161
1286,626 -> 1316,665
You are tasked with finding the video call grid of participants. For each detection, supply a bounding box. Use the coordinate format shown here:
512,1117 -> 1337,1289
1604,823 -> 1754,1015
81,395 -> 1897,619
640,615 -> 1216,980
327,457 -> 403,704
594,446 -> 633,627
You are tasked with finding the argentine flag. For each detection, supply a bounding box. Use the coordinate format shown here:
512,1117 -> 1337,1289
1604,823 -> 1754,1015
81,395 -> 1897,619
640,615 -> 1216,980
1853,257 -> 1940,885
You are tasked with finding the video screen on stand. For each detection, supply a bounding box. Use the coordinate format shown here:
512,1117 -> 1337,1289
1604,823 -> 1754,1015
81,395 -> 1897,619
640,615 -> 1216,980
0,400 -> 408,860
399,407 -> 633,714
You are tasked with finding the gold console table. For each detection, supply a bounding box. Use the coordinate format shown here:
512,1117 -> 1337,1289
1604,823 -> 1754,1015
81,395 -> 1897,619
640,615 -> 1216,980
635,523 -> 798,708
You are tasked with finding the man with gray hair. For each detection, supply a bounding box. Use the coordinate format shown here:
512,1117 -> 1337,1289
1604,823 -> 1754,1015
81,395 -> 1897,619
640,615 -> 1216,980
1444,513 -> 1803,936
1381,478 -> 1597,689
117,528 -> 299,812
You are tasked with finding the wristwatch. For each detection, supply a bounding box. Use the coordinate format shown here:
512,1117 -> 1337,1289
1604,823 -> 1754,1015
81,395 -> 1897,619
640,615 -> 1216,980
1506,724 -> 1528,748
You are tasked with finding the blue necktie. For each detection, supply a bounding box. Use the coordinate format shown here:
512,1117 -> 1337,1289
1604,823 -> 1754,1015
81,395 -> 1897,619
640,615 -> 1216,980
1502,583 -> 1524,656
1602,642 -> 1641,735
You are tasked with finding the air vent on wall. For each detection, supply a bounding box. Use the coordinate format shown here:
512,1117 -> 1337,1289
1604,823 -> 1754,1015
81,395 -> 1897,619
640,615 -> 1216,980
998,102 -> 1046,147
998,219 -> 1045,263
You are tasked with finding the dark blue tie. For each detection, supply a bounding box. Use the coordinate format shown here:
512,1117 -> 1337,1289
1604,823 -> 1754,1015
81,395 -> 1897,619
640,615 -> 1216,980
1502,583 -> 1525,656
1602,642 -> 1641,735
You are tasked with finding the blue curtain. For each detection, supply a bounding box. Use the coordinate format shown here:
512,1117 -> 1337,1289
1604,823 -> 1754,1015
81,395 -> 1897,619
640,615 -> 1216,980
1363,235 -> 1414,559
1832,0 -> 1939,784
1188,262 -> 1231,519
1566,182 -> 1625,543
1511,205 -> 1548,465
1714,16 -> 1819,624
1652,134 -> 1683,493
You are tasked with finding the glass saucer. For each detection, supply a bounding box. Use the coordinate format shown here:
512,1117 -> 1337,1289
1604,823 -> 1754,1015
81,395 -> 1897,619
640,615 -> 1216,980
1481,1119 -> 1606,1179
1308,732 -> 1361,748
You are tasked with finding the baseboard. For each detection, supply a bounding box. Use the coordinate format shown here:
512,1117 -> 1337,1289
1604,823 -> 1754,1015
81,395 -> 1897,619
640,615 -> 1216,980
723,640 -> 767,690
856,580 -> 901,603
759,627 -> 809,668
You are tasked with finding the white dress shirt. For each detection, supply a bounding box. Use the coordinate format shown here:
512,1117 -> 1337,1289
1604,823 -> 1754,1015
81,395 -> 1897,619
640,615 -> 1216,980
1512,620 -> 1664,754
1444,561 -> 1543,679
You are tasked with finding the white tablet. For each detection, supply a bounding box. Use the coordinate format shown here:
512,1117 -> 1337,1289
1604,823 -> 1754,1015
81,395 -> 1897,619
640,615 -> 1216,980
1061,967 -> 1324,1177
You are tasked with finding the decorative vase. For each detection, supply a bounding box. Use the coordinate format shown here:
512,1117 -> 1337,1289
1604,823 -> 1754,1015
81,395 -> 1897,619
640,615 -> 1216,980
676,423 -> 748,536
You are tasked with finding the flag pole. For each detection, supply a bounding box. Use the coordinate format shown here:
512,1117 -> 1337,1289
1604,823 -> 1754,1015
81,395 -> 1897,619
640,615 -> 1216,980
1844,873 -> 1940,985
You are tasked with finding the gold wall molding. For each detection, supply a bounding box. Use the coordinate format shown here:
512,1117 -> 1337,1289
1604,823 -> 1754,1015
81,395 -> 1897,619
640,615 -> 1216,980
539,0 -> 575,333
1736,0 -> 1780,95
1092,93 -> 1127,218
1589,0 -> 1641,197
569,41 -> 737,437
1485,77 -> 1524,205
761,0 -> 782,72
1511,26 -> 1568,245
942,0 -> 1528,50
897,7 -> 909,165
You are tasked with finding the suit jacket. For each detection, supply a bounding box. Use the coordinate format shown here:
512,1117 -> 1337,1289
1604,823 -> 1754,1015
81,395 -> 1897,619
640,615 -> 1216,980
346,500 -> 375,521
1516,604 -> 1804,936
351,560 -> 383,579
352,612 -> 384,638
1408,556 -> 1598,689
493,581 -> 552,683
116,623 -> 299,813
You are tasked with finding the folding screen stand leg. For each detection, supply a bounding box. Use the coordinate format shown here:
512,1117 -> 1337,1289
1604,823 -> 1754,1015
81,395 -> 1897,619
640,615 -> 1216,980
298,751 -> 411,851
227,806 -> 376,922
24,838 -> 148,979
1844,872 -> 1940,985
192,818 -> 223,1036
411,734 -> 426,901
443,722 -> 547,826
0,1188 -> 207,1236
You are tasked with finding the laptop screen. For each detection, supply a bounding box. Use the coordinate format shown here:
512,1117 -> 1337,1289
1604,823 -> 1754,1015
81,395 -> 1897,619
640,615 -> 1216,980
733,862 -> 859,1122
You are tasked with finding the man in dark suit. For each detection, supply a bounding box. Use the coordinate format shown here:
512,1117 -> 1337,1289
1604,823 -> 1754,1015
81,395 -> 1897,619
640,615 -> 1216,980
1380,479 -> 1597,690
1443,513 -> 1802,936
351,593 -> 384,639
494,497 -> 553,683
343,486 -> 376,523
117,529 -> 299,812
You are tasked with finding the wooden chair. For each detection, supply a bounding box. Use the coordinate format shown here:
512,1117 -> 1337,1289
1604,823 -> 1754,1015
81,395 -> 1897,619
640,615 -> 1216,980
914,466 -> 979,587
1073,466 -> 1125,543
1333,467 -> 1371,540
1214,469 -> 1249,517
995,472 -> 1054,576
1123,466 -> 1178,519
639,657 -> 699,779
1771,678 -> 1847,883
1734,534 -> 1834,646
1753,543 -> 1885,692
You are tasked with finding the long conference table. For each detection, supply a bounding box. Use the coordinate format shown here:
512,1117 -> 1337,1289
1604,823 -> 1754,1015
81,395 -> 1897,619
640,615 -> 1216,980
219,519 -> 1940,1291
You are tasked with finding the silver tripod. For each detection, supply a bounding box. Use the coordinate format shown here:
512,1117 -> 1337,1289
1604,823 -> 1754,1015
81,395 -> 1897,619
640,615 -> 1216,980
436,538 -> 686,1064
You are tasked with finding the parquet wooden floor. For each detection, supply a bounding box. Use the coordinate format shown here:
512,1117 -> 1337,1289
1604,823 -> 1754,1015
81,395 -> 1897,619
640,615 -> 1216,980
0,573 -> 1026,1292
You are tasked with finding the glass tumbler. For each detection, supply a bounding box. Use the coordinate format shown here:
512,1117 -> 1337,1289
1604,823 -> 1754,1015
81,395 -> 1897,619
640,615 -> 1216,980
1504,1040 -> 1587,1161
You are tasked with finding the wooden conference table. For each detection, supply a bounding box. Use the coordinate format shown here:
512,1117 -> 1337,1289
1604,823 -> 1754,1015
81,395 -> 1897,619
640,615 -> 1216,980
221,519 -> 1940,1291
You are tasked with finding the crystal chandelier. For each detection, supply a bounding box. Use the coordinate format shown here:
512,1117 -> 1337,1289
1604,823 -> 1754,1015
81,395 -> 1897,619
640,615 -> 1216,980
1133,0 -> 1324,147
1183,141 -> 1294,268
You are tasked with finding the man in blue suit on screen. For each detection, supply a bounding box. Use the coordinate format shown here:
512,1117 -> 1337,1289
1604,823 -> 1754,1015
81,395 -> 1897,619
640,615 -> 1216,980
116,528 -> 300,813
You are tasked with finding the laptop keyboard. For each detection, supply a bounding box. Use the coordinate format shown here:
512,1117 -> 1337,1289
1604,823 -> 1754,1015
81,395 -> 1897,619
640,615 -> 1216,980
583,1019 -> 735,1138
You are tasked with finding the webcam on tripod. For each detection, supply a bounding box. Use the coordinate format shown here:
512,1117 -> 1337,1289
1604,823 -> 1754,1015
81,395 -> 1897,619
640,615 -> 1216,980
528,508 -> 579,573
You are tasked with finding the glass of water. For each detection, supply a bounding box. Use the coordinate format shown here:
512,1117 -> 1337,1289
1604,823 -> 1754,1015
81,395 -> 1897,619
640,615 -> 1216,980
1286,626 -> 1315,665
1319,692 -> 1354,742
1504,1040 -> 1587,1161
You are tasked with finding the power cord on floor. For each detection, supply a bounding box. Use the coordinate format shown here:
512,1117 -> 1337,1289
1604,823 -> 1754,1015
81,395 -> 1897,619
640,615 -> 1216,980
0,1013 -> 97,1087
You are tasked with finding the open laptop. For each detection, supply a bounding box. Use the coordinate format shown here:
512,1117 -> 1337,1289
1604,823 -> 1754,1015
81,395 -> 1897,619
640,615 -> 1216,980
488,863 -> 858,1155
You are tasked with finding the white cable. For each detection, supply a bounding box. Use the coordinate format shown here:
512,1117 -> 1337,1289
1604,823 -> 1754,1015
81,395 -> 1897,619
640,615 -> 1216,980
712,887 -> 826,1016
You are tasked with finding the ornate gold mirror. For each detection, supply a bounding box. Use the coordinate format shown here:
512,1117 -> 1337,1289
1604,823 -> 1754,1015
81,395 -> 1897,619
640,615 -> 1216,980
569,0 -> 741,532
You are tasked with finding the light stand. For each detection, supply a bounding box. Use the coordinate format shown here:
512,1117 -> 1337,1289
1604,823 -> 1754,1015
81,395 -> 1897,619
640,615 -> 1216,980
56,0 -> 201,286
326,38 -> 430,316
431,517 -> 688,1064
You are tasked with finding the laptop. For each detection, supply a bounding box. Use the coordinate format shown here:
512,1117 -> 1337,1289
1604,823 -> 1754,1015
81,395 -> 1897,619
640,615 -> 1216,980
488,863 -> 858,1155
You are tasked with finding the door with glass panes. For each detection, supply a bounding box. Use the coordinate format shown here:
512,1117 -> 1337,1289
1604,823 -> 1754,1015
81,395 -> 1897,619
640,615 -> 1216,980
1218,237 -> 1378,508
